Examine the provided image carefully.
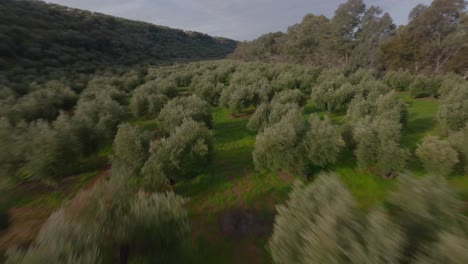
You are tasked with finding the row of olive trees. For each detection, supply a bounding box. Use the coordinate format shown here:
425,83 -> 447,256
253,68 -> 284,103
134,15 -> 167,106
113,94 -> 213,191
6,92 -> 215,262
6,162 -> 190,264
0,79 -> 127,184
269,172 -> 468,264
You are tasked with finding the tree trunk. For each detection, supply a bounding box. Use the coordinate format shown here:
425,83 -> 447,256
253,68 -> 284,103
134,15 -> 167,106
119,245 -> 129,264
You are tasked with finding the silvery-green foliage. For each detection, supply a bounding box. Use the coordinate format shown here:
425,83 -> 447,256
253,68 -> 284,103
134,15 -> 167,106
449,124 -> 468,173
247,103 -> 271,131
11,80 -> 77,123
353,116 -> 407,173
415,232 -> 468,264
21,119 -> 81,182
438,84 -> 468,133
348,208 -> 403,264
137,78 -> 178,98
416,136 -> 459,176
303,114 -> 344,167
271,89 -> 307,107
389,174 -> 466,263
110,124 -> 151,177
190,74 -> 223,105
129,87 -> 169,118
347,91 -> 405,125
157,95 -> 211,134
247,89 -> 305,132
357,79 -> 392,99
0,118 -> 26,180
268,173 -> 359,264
248,102 -> 300,132
253,108 -> 304,173
348,68 -> 376,85
438,73 -> 466,97
219,82 -> 270,114
143,119 -> 213,184
409,75 -> 441,98
383,69 -> 413,91
74,93 -> 127,144
267,102 -> 301,128
311,75 -> 352,112
118,192 -> 190,261
6,210 -> 101,264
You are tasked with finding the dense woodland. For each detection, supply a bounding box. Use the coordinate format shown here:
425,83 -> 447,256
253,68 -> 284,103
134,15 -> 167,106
0,0 -> 468,263
230,0 -> 467,77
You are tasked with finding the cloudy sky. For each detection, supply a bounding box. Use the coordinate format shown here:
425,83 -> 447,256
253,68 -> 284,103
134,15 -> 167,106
45,0 -> 432,40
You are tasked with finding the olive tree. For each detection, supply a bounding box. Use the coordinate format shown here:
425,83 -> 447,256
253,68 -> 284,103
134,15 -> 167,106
268,172 -> 403,264
438,84 -> 468,133
129,89 -> 168,118
21,119 -> 81,182
157,95 -> 211,134
353,116 -> 407,175
383,69 -> 413,91
302,114 -> 344,167
409,75 -> 441,98
143,119 -> 213,187
388,174 -> 466,263
449,124 -> 468,173
6,210 -> 101,264
415,232 -> 468,264
110,124 -> 151,177
416,136 -> 459,176
219,82 -> 270,114
190,74 -> 223,105
253,108 -> 305,173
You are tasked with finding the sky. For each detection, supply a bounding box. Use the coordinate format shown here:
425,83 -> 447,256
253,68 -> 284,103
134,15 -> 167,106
44,0 -> 433,41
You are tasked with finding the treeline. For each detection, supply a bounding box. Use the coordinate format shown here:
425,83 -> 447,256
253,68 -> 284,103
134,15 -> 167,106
0,0 -> 237,90
230,0 -> 467,76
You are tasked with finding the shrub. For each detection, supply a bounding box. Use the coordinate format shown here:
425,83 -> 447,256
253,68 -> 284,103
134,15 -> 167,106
383,69 -> 413,91
110,124 -> 151,177
6,210 -> 101,264
157,95 -> 211,134
302,114 -> 344,167
388,174 -> 466,263
449,125 -> 468,173
353,116 -> 407,175
253,108 -> 304,173
268,172 -> 403,264
438,84 -> 468,133
129,89 -> 168,118
143,119 -> 213,185
416,136 -> 459,176
409,75 -> 441,98
219,82 -> 270,114
190,74 -> 223,105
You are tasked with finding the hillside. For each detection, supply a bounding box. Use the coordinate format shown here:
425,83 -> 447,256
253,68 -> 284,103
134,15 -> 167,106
0,0 -> 237,87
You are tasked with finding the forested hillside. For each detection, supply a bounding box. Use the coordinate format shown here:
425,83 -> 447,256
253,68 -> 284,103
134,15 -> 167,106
0,0 -> 236,89
230,0 -> 467,76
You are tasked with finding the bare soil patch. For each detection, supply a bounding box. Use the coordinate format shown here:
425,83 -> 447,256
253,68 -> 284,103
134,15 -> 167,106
219,210 -> 273,238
